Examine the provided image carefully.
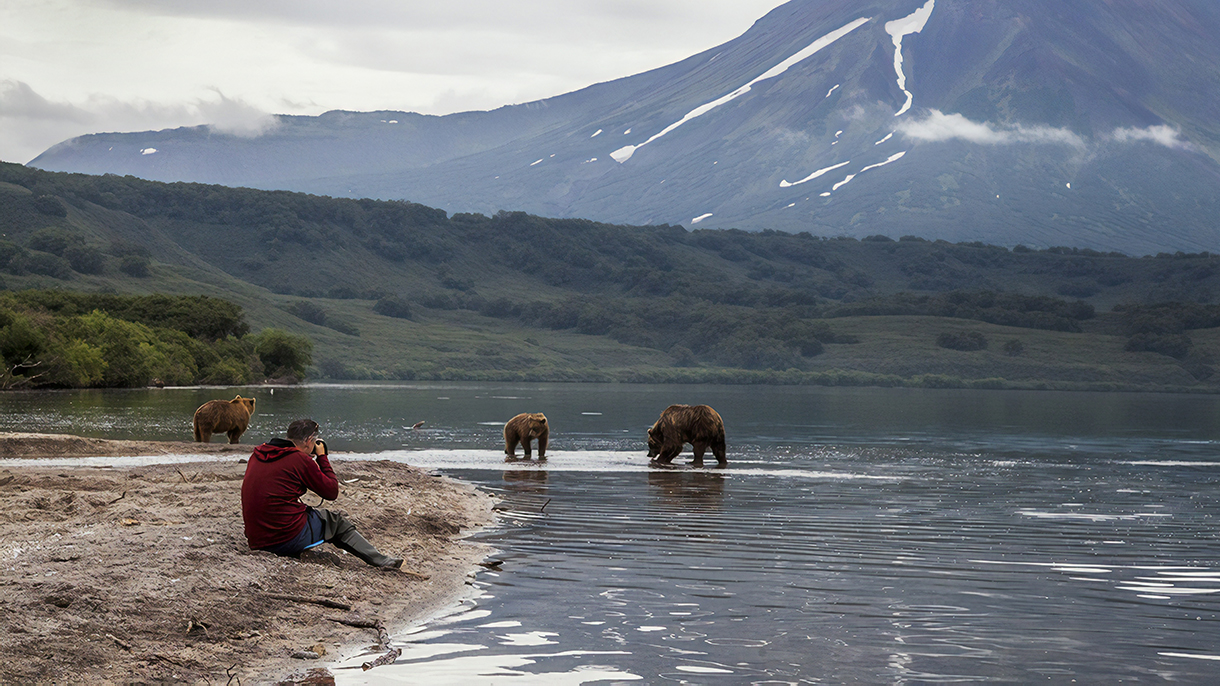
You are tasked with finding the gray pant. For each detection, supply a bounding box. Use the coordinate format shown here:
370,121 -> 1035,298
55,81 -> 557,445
312,507 -> 401,568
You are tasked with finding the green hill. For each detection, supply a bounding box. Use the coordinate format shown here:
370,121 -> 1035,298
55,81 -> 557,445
2,162 -> 1219,392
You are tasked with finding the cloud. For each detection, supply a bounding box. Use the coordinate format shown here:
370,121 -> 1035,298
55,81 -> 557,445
1110,124 -> 1191,150
898,111 -> 1197,155
96,0 -> 764,34
197,90 -> 278,137
0,81 -> 275,162
897,110 -> 1086,148
0,80 -> 92,123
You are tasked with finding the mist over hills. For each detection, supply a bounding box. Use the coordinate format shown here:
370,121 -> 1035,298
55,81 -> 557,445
28,0 -> 1220,256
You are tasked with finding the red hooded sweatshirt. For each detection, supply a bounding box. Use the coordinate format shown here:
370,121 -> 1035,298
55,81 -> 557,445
241,438 -> 339,549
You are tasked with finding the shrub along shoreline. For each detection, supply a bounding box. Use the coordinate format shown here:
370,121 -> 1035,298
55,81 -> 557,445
0,290 -> 312,389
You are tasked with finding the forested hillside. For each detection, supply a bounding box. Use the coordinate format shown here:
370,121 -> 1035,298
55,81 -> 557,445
2,162 -> 1219,391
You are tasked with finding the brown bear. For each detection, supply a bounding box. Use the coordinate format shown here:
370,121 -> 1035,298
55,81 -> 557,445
647,404 -> 726,466
504,412 -> 548,460
192,395 -> 256,444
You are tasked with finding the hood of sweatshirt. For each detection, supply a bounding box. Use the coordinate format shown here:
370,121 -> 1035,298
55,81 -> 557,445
251,438 -> 299,462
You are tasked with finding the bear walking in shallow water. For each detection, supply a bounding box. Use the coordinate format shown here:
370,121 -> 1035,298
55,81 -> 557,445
193,395 -> 256,443
647,404 -> 726,466
504,412 -> 548,459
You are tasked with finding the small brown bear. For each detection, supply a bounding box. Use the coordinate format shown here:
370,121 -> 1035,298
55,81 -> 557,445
192,395 -> 256,444
647,404 -> 726,466
504,412 -> 548,460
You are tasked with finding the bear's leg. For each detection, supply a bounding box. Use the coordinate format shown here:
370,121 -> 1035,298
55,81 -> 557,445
227,427 -> 244,444
522,438 -> 532,459
537,434 -> 547,460
691,442 -> 707,466
505,437 -> 519,458
660,447 -> 681,464
193,421 -> 203,442
197,429 -> 211,443
713,438 -> 727,465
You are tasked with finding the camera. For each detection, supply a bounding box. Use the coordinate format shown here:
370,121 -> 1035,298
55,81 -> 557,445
313,439 -> 327,455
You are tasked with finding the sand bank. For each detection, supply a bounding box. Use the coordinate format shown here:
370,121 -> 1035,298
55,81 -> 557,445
0,432 -> 498,684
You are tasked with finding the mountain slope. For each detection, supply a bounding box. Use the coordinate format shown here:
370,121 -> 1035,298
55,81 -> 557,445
29,0 -> 1220,255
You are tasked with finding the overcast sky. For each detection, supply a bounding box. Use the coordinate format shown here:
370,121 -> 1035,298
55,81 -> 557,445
0,0 -> 788,163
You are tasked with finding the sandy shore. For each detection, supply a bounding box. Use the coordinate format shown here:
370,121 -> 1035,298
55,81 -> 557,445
0,432 -> 498,685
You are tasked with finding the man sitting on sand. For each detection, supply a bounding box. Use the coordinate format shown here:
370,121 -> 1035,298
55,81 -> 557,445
241,418 -> 403,569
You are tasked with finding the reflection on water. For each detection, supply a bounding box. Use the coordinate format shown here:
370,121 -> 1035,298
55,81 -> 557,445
647,470 -> 725,509
502,467 -> 550,494
4,383 -> 1220,682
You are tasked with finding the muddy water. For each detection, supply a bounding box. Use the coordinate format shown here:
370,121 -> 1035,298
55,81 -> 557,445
4,383 -> 1220,682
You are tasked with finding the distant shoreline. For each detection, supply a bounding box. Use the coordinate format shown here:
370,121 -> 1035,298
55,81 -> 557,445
0,432 -> 498,684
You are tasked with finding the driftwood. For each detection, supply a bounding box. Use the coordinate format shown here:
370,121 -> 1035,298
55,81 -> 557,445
327,614 -> 397,670
361,648 -> 401,671
106,490 -> 127,506
264,593 -> 351,611
326,616 -> 391,649
324,616 -> 379,629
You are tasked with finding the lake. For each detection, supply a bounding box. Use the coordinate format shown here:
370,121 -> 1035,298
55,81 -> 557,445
3,382 -> 1219,683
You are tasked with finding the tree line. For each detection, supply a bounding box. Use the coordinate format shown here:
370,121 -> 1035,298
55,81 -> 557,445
0,290 -> 313,389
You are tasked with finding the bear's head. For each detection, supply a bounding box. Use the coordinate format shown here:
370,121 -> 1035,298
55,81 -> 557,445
231,395 -> 256,415
646,426 -> 663,458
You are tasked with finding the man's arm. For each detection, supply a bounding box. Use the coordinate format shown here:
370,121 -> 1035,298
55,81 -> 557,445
299,450 -> 340,501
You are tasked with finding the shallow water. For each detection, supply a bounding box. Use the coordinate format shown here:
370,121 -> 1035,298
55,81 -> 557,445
4,383 -> 1220,682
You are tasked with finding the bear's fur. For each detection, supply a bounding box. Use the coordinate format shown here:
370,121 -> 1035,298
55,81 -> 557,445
504,412 -> 548,459
193,395 -> 256,444
647,404 -> 726,466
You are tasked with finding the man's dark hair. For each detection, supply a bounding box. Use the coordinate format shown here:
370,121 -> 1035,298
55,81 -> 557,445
286,419 -> 320,442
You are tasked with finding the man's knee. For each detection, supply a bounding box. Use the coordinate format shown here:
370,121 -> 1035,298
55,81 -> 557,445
314,508 -> 356,540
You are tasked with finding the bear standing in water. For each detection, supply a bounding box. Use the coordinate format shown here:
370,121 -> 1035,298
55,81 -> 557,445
647,404 -> 726,466
504,412 -> 549,459
193,395 -> 256,444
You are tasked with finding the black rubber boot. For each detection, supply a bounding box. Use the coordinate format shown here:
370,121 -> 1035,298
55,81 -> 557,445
316,508 -> 403,569
334,528 -> 403,569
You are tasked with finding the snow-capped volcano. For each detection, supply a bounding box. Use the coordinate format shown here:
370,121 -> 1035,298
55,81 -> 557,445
29,0 -> 1220,255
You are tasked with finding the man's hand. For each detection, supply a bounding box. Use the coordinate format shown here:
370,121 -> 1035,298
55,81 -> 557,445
313,439 -> 327,455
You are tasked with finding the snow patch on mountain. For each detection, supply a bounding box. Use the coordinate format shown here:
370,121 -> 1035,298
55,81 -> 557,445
692,213 -> 714,224
780,160 -> 851,187
859,150 -> 907,172
886,0 -> 936,117
819,151 -> 908,196
610,16 -> 872,164
826,84 -> 841,98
